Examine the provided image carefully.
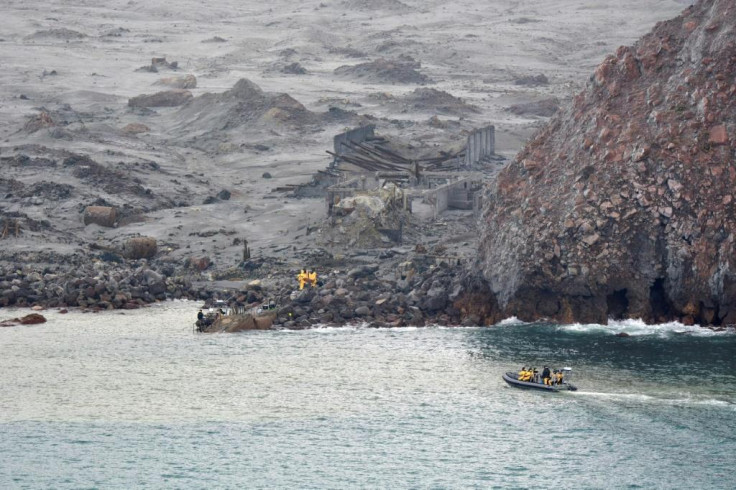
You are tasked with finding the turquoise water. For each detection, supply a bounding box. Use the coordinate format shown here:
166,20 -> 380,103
1,303 -> 734,489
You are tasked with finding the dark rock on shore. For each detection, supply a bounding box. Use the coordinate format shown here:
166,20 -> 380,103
20,313 -> 46,324
0,313 -> 46,327
0,253 -> 205,310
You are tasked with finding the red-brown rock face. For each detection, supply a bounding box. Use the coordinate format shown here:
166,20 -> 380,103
477,0 -> 736,325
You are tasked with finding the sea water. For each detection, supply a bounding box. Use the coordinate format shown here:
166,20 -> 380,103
1,302 -> 734,489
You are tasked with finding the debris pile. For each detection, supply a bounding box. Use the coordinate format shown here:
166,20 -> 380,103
328,135 -> 464,173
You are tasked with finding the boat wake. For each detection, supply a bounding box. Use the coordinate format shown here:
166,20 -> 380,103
572,390 -> 736,409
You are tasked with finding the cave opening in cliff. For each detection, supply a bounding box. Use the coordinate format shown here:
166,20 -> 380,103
649,278 -> 674,322
607,289 -> 629,320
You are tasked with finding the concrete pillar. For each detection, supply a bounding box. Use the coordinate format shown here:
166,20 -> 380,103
469,132 -> 475,164
475,131 -> 483,163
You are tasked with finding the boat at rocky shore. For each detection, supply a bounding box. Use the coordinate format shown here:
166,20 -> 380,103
196,301 -> 278,333
502,369 -> 577,392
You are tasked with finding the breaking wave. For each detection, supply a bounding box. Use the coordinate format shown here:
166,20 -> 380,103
558,318 -> 734,337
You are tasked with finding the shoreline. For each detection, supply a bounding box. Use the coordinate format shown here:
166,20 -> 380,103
3,259 -> 734,334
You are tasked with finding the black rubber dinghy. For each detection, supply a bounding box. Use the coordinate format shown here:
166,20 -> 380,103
502,372 -> 577,392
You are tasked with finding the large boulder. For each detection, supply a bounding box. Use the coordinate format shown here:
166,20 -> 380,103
473,0 -> 736,326
122,237 -> 157,259
83,206 -> 117,227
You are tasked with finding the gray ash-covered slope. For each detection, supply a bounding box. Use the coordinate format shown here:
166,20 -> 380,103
164,78 -> 360,150
474,0 -> 736,326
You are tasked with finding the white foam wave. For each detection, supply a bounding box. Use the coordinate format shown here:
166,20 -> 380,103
497,316 -> 527,326
558,318 -> 734,337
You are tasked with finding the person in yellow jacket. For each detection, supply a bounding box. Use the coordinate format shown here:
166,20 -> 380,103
297,269 -> 307,290
308,270 -> 318,287
556,370 -> 564,385
518,367 -> 527,381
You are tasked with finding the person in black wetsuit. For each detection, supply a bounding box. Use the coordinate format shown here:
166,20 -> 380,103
542,366 -> 551,386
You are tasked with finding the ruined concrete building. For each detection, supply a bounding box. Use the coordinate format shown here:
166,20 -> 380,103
325,125 -> 495,219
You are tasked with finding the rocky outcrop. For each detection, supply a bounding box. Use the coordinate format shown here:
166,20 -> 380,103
475,0 -> 736,326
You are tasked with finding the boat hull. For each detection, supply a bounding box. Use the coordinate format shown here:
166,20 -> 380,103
502,372 -> 577,392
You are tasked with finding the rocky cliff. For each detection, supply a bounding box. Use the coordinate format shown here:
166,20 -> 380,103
474,0 -> 736,326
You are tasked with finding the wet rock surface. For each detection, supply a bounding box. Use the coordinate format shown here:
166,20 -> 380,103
475,0 -> 736,326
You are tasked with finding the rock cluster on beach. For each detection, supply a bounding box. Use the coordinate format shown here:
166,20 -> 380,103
272,262 -> 462,329
474,0 -> 736,326
0,254 -> 196,309
0,247 -> 469,329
